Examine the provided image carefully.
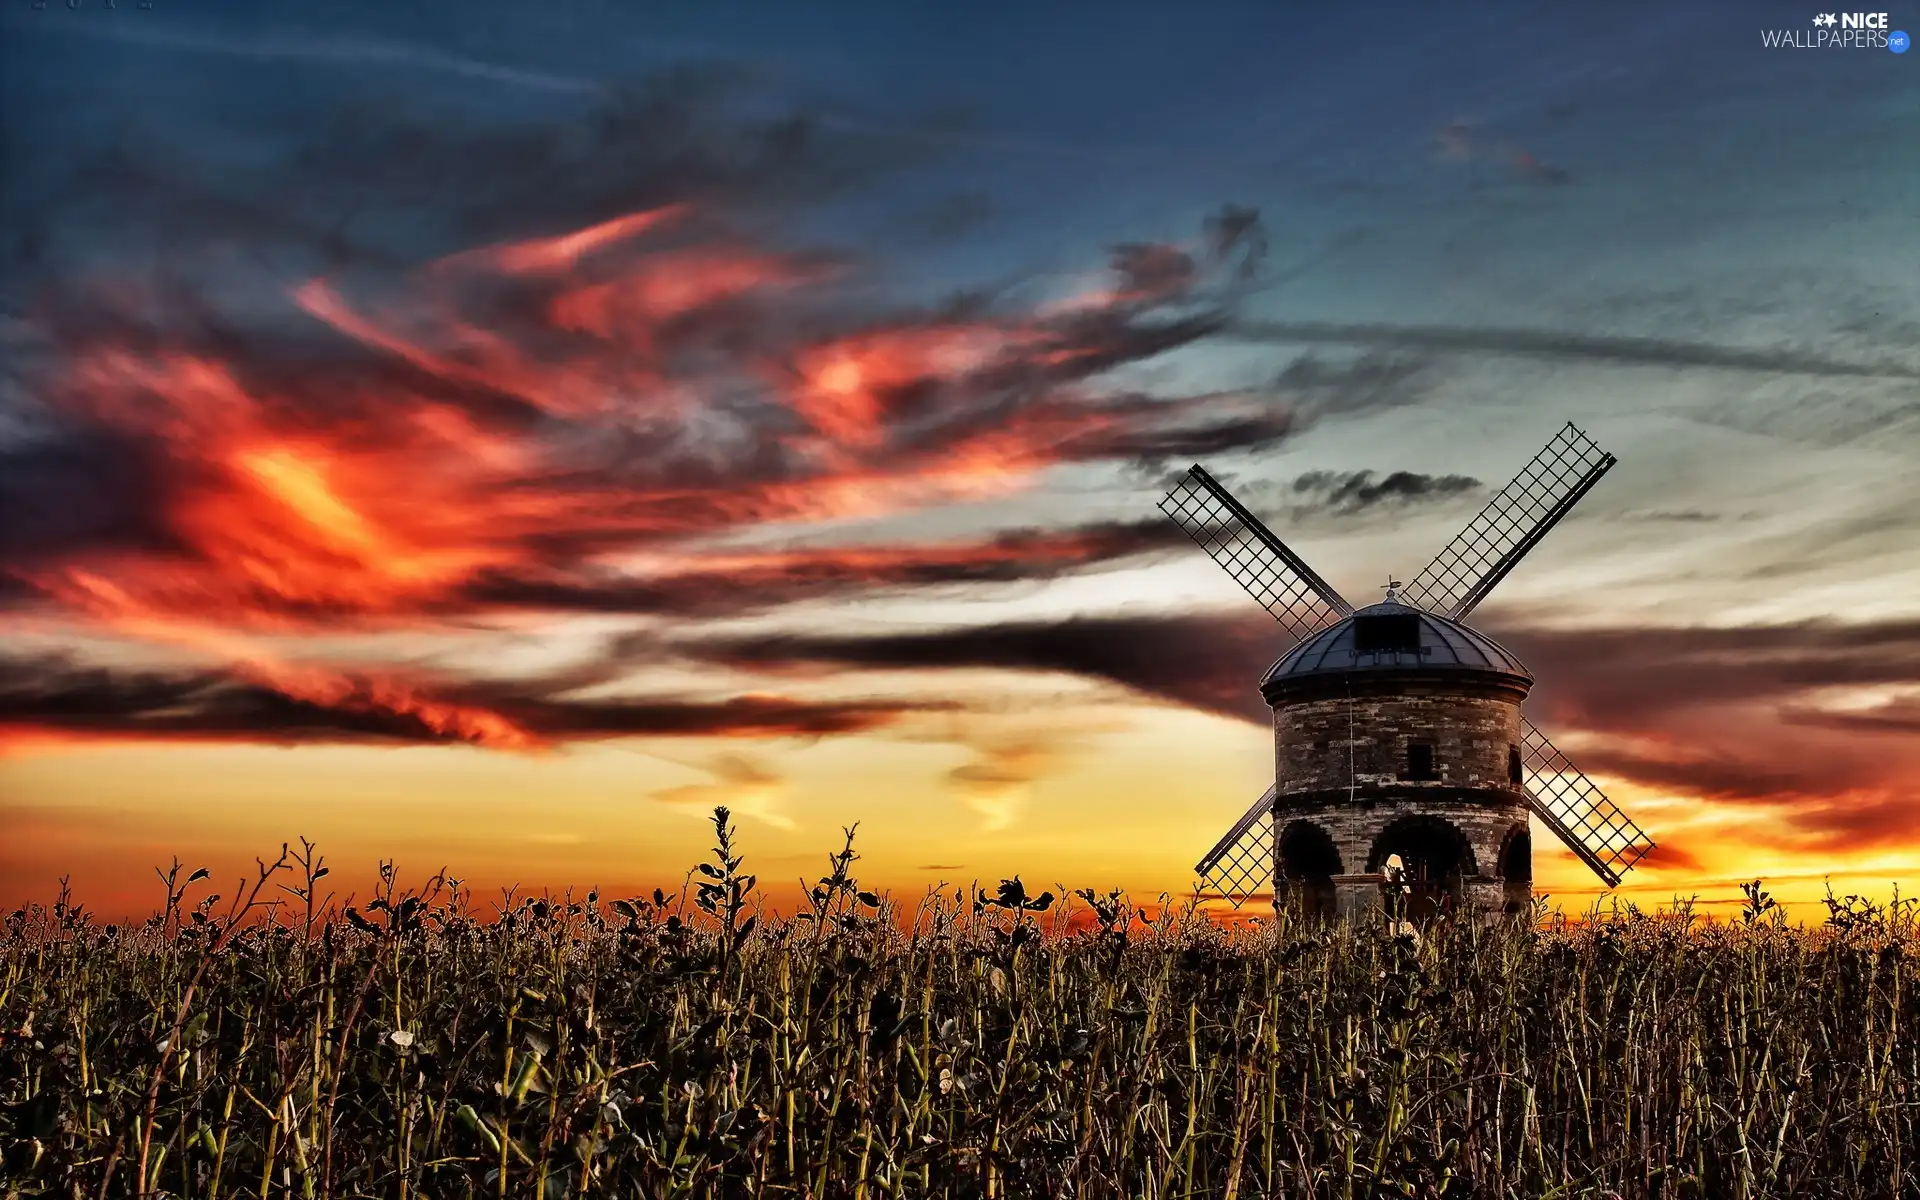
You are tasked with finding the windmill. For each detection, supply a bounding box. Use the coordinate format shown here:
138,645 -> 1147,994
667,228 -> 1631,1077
1161,422 -> 1652,917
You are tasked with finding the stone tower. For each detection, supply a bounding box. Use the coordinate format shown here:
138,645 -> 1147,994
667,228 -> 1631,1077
1257,589 -> 1535,921
1170,424 -> 1655,911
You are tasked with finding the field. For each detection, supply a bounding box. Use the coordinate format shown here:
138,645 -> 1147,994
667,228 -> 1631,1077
3,810 -> 1916,1199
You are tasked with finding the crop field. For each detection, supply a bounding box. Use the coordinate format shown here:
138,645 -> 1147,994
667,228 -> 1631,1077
2,810 -> 1915,1200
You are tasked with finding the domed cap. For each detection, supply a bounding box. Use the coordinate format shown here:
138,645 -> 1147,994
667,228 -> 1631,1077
1261,597 -> 1531,697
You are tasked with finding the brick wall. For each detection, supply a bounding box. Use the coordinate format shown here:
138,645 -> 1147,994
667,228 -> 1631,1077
1268,678 -> 1534,911
1274,688 -> 1523,795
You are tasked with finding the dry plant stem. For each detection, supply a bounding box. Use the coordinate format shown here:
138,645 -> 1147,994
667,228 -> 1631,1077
131,848 -> 291,1198
2,838 -> 1916,1198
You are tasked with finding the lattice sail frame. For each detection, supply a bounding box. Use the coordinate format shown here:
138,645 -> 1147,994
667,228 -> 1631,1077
1399,422 -> 1616,620
1194,786 -> 1278,907
1160,465 -> 1353,642
1519,719 -> 1651,887
1167,421 -> 1653,905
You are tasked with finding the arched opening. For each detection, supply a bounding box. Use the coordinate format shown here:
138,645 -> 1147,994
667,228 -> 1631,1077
1498,825 -> 1532,915
1276,820 -> 1342,922
1369,815 -> 1475,922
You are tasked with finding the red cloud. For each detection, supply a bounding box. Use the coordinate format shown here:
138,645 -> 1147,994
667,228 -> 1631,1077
5,196 -> 1287,748
15,205 -> 1268,635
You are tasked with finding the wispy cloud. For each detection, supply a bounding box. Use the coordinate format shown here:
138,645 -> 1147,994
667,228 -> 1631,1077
9,20 -> 605,95
946,741 -> 1058,832
1436,118 -> 1572,185
1226,321 -> 1920,381
653,754 -> 794,829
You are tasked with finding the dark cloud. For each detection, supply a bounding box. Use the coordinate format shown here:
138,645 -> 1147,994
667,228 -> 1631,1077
0,426 -> 181,566
1495,618 -> 1920,847
460,519 -> 1192,617
1142,451 -> 1478,540
1783,696 -> 1920,736
11,64 -> 904,292
1202,205 -> 1268,278
0,652 -> 944,748
1266,352 -> 1437,423
1287,469 -> 1481,516
1625,510 -> 1722,523
1107,243 -> 1200,303
695,611 -> 1280,726
698,610 -> 1920,747
691,609 -> 1920,847
1055,388 -> 1301,470
1563,744 -> 1840,805
1495,618 -> 1920,729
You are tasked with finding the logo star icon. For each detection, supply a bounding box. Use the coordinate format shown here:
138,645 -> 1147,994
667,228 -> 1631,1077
1813,13 -> 1837,25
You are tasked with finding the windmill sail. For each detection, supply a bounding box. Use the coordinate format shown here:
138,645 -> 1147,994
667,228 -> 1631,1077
1194,785 -> 1278,908
1399,423 -> 1616,620
1160,465 -> 1353,642
1519,718 -> 1653,887
1168,426 -> 1653,907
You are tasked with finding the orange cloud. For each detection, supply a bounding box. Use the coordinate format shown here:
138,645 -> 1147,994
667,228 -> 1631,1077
4,197 -> 1292,755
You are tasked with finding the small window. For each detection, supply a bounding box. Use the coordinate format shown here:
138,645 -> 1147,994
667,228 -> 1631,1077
1508,745 -> 1523,784
1353,614 -> 1421,655
1405,742 -> 1436,781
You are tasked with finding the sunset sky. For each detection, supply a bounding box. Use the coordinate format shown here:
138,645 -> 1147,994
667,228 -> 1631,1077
3,0 -> 1917,921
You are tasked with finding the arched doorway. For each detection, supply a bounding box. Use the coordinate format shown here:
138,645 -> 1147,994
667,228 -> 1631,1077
1498,825 -> 1532,915
1276,820 -> 1342,921
1369,815 -> 1475,922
